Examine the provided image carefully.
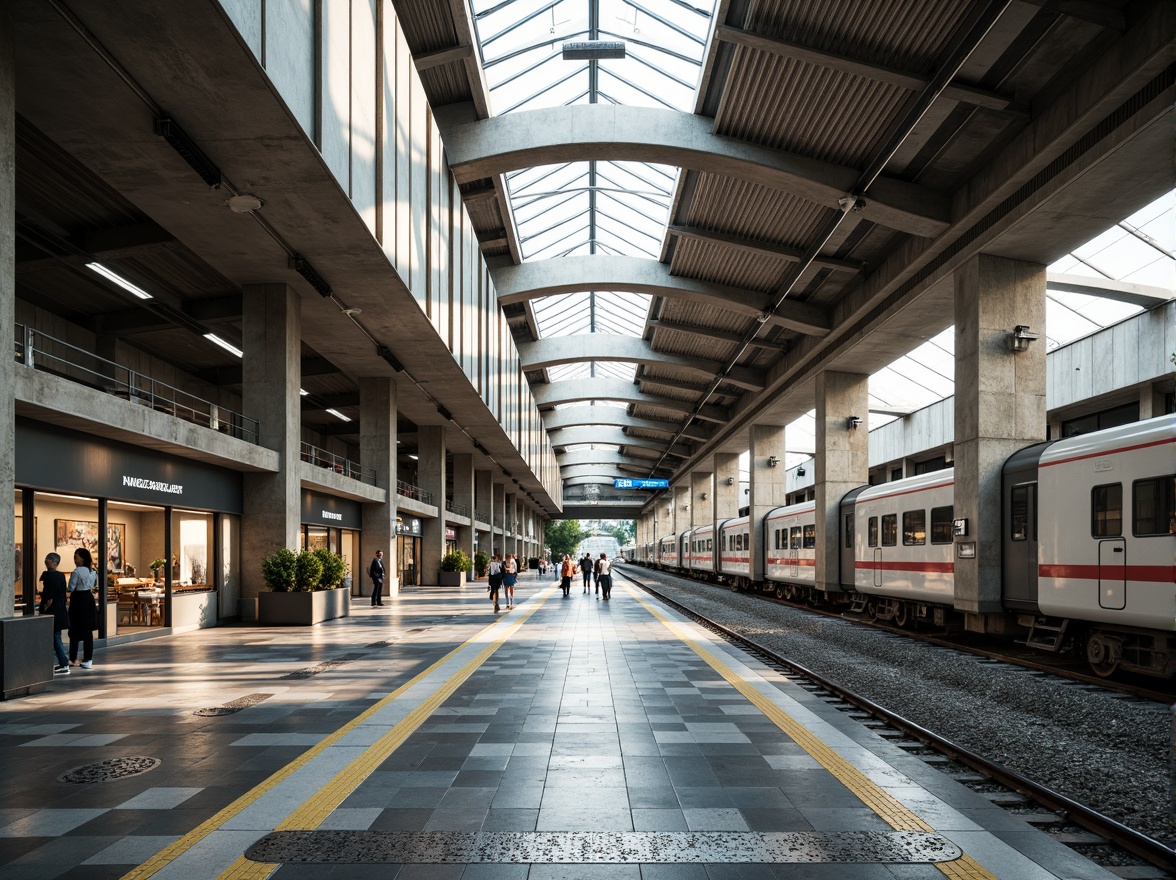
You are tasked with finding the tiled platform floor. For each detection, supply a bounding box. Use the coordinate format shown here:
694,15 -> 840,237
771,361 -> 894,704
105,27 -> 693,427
0,572 -> 1118,879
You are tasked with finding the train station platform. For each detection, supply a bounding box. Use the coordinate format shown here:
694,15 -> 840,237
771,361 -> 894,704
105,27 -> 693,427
0,572 -> 1119,880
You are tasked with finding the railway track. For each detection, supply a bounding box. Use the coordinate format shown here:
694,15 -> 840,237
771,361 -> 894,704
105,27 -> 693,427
614,566 -> 1176,876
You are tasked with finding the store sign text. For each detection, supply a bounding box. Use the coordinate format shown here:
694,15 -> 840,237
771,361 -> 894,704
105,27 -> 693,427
123,475 -> 183,495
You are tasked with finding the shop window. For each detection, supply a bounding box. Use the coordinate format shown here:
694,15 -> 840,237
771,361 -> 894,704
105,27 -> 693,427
1091,484 -> 1122,537
881,514 -> 897,546
931,506 -> 954,544
173,510 -> 214,593
867,517 -> 878,548
902,510 -> 926,545
1133,476 -> 1175,537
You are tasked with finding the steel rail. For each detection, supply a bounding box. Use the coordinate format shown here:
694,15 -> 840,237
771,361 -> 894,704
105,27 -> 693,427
613,566 -> 1176,871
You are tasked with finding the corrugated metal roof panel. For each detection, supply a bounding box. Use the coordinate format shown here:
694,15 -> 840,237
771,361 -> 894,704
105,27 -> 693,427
669,237 -> 790,292
657,299 -> 759,335
684,174 -> 831,246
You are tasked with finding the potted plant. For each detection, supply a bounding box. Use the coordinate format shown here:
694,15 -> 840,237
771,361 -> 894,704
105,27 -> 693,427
439,550 -> 470,587
258,549 -> 350,625
150,558 -> 168,583
473,550 -> 489,580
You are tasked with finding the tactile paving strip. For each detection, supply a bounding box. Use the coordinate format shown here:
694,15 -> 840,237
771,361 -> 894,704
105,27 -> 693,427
245,830 -> 961,864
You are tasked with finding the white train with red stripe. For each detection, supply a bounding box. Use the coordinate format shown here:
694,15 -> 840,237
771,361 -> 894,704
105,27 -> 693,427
628,414 -> 1174,679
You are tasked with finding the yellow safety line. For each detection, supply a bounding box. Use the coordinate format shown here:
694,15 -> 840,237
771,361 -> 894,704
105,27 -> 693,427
121,589 -> 553,880
215,588 -> 556,880
625,585 -> 997,879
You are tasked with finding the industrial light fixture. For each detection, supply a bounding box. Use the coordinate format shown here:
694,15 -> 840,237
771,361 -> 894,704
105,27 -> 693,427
562,40 -> 625,60
376,344 -> 404,373
85,262 -> 153,300
203,333 -> 243,358
299,388 -> 309,396
846,416 -> 862,430
767,456 -> 780,468
290,254 -> 332,297
325,408 -> 351,422
725,476 -> 735,485
700,492 -> 708,500
1009,325 -> 1039,352
154,118 -> 222,188
796,465 -> 806,477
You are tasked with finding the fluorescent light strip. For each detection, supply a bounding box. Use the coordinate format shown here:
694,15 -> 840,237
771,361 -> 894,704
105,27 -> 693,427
85,262 -> 153,300
203,333 -> 244,358
325,408 -> 352,422
299,389 -> 309,396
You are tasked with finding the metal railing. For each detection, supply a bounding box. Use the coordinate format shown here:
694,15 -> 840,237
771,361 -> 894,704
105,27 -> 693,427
396,480 -> 434,505
15,324 -> 260,444
446,500 -> 469,517
475,508 -> 490,523
300,442 -> 375,485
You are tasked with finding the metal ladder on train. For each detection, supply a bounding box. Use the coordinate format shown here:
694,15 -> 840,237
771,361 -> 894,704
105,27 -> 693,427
1025,617 -> 1068,652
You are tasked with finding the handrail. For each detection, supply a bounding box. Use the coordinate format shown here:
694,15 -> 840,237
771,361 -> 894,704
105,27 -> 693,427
446,500 -> 470,517
15,324 -> 260,444
300,442 -> 375,485
396,480 -> 434,505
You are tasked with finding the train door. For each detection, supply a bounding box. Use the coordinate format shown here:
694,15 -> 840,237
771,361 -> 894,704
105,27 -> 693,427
839,487 -> 867,589
1093,482 -> 1126,610
1001,442 -> 1049,611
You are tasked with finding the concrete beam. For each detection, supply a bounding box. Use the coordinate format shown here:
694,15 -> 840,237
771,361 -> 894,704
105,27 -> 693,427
714,26 -> 1013,111
413,44 -> 474,72
494,256 -> 832,336
544,405 -> 709,441
556,449 -> 673,471
532,378 -> 730,424
1046,271 -> 1174,307
437,104 -> 950,237
551,426 -> 693,458
518,335 -> 765,392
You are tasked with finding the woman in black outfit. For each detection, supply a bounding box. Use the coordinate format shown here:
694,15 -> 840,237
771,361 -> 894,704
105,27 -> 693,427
67,548 -> 99,669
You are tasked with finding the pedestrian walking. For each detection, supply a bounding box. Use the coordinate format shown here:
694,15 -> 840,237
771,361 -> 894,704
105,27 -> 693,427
581,553 -> 593,593
487,554 -> 503,612
559,555 -> 574,597
39,553 -> 70,674
596,553 -> 612,600
503,554 -> 518,609
368,550 -> 386,606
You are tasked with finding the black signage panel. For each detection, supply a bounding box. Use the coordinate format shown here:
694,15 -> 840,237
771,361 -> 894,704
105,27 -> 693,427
16,418 -> 243,513
396,518 -> 421,536
301,490 -> 362,529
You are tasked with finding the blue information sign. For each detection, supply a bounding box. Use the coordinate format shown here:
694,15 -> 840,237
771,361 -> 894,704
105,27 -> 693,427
613,478 -> 670,490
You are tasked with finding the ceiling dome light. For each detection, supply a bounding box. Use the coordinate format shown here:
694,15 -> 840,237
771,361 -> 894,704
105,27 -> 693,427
226,193 -> 264,213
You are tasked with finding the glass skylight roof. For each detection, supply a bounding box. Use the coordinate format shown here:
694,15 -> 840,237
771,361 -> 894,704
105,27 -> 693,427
469,0 -> 717,377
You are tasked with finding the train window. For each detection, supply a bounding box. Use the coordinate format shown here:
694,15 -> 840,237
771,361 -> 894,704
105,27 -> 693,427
803,524 -> 816,549
881,514 -> 897,546
931,506 -> 953,544
844,514 -> 854,549
790,526 -> 802,549
707,539 -> 712,552
1091,483 -> 1122,537
1133,476 -> 1175,536
902,510 -> 926,545
867,517 -> 878,547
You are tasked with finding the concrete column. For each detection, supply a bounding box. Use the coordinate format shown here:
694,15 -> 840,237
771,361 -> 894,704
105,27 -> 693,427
506,493 -> 518,559
713,453 -> 740,520
475,468 -> 493,554
418,425 -> 446,584
0,6 -> 14,619
815,371 -> 869,593
748,425 -> 787,582
452,453 -> 475,565
954,253 -> 1046,613
691,471 -> 712,530
492,482 -> 505,556
241,284 -> 302,607
672,485 -> 690,536
360,376 -> 399,596
1139,382 -> 1166,420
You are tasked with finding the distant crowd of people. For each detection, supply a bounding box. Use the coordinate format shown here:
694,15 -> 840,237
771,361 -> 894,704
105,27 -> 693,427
557,552 -> 611,599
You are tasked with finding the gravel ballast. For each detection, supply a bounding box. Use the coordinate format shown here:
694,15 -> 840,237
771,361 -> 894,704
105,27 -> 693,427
621,567 -> 1173,848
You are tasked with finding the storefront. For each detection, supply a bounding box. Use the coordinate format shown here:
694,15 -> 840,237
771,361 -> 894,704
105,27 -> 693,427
396,517 -> 421,587
15,418 -> 242,640
300,490 -> 361,596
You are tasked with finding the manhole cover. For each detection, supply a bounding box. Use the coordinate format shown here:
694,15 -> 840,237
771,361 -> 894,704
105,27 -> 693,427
194,693 -> 273,717
58,756 -> 160,784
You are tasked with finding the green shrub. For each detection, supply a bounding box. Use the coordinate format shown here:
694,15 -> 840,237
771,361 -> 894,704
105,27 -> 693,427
473,550 -> 489,578
293,550 -> 324,592
440,550 -> 471,573
313,549 -> 347,590
260,548 -> 297,592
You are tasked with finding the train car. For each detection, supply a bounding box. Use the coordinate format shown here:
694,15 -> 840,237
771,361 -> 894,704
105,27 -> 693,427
657,534 -> 679,569
1004,414 -> 1175,676
763,502 -> 817,595
848,471 -> 956,609
717,516 -> 751,583
685,522 -> 722,577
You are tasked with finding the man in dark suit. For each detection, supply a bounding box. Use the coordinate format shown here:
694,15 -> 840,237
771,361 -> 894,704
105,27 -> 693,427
368,550 -> 386,606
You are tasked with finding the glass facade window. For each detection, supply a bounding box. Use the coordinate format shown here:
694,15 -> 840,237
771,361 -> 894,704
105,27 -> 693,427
1091,484 -> 1123,537
881,514 -> 898,547
1132,476 -> 1175,537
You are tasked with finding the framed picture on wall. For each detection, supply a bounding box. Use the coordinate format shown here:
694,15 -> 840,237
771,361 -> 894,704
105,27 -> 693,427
54,520 -> 126,572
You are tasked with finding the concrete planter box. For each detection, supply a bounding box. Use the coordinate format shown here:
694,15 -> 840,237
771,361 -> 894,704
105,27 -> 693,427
258,589 -> 350,626
1,616 -> 54,700
438,571 -> 466,587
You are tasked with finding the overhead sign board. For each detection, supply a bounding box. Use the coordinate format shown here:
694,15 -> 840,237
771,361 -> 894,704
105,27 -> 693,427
613,478 -> 670,490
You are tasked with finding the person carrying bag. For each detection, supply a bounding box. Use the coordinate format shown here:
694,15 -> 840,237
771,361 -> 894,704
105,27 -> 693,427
487,554 -> 503,613
596,553 -> 612,600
